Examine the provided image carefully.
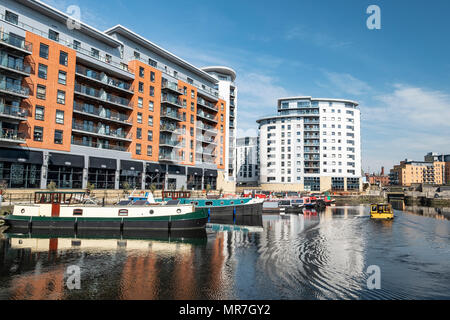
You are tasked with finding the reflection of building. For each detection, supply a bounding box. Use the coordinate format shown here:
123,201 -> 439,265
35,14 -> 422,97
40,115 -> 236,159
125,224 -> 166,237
0,0 -> 235,191
257,97 -> 362,192
236,137 -> 259,187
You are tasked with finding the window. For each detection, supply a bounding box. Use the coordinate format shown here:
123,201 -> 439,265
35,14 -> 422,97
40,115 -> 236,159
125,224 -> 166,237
34,126 -> 43,141
149,101 -> 154,112
190,115 -> 194,124
56,110 -> 64,124
187,77 -> 193,84
147,130 -> 153,141
150,71 -> 155,82
57,90 -> 65,104
134,51 -> 140,59
36,85 -> 46,100
73,40 -> 81,50
136,128 -> 142,139
5,11 -> 19,25
91,48 -> 99,59
58,71 -> 67,85
148,116 -> 153,126
38,64 -> 47,79
138,97 -> 143,108
105,54 -> 112,63
54,130 -> 63,144
138,82 -> 144,93
139,67 -> 145,78
148,58 -> 157,67
191,90 -> 195,98
59,51 -> 68,66
147,145 -> 153,156
149,86 -> 155,97
137,112 -> 142,124
35,106 -> 44,120
136,143 -> 141,155
39,43 -> 49,59
48,29 -> 59,42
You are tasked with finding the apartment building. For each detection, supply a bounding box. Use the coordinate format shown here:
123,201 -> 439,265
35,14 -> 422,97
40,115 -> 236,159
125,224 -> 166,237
257,97 -> 362,192
201,66 -> 237,192
236,137 -> 259,187
0,0 -> 233,191
389,160 -> 445,186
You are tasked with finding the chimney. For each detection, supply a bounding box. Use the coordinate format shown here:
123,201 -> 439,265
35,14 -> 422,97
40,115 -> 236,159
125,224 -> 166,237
381,167 -> 385,176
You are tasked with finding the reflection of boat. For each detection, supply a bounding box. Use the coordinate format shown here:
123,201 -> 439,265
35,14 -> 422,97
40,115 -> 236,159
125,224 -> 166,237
370,204 -> 394,220
207,224 -> 264,233
4,228 -> 208,252
3,191 -> 208,232
262,199 -> 304,214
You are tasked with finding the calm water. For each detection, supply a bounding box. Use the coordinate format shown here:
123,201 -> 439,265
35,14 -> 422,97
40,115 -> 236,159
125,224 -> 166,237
0,205 -> 449,300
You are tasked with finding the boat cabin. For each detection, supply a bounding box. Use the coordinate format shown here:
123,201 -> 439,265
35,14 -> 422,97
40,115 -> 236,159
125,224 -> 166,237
34,192 -> 86,205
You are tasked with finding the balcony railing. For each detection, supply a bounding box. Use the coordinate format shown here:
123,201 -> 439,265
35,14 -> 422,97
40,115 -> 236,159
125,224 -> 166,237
0,80 -> 29,97
0,31 -> 32,53
73,102 -> 132,125
159,152 -> 182,162
197,97 -> 218,112
197,111 -> 217,123
0,103 -> 28,119
72,138 -> 128,152
76,65 -> 133,93
160,109 -> 183,121
0,55 -> 33,74
0,129 -> 26,142
161,81 -> 183,95
74,83 -> 133,109
196,122 -> 218,134
72,122 -> 131,140
196,135 -> 217,144
161,94 -> 184,108
159,137 -> 183,148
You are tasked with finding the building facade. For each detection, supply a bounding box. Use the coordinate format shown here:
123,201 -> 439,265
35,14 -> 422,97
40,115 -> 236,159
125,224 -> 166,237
389,160 -> 446,186
0,0 -> 233,191
236,136 -> 259,187
201,66 -> 237,192
257,97 -> 362,192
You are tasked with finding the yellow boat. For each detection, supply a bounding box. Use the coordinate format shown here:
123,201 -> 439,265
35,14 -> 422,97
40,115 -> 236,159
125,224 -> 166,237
370,203 -> 394,220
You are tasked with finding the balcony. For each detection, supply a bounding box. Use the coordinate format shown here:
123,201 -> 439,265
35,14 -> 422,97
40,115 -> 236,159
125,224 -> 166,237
161,81 -> 183,95
0,80 -> 30,98
196,122 -> 218,134
161,94 -> 184,108
196,147 -> 215,155
0,103 -> 28,121
0,55 -> 33,76
0,129 -> 26,144
196,135 -> 217,145
73,102 -> 132,126
0,32 -> 32,55
197,97 -> 218,112
72,122 -> 132,142
159,152 -> 182,162
160,109 -> 183,122
160,123 -> 181,134
197,111 -> 218,123
72,138 -> 128,152
159,137 -> 183,148
74,83 -> 133,110
75,65 -> 134,95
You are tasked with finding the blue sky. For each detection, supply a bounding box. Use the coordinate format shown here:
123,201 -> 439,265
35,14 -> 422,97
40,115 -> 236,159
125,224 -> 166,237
43,0 -> 450,173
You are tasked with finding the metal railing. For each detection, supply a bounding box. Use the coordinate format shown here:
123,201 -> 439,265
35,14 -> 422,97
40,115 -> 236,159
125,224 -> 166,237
197,111 -> 218,122
74,83 -> 133,109
72,122 -> 132,140
0,55 -> 33,74
160,109 -> 183,121
161,94 -> 184,108
0,80 -> 30,96
197,97 -> 218,111
0,103 -> 28,118
0,129 -> 26,141
73,102 -> 132,124
72,138 -> 128,152
0,31 -> 33,52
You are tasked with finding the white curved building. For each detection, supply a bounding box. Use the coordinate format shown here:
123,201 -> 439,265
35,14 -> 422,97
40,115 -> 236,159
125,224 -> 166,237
201,66 -> 238,191
257,97 -> 362,192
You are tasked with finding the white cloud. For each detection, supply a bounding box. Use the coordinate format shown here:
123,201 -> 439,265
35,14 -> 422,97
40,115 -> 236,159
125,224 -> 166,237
318,71 -> 373,96
285,26 -> 352,49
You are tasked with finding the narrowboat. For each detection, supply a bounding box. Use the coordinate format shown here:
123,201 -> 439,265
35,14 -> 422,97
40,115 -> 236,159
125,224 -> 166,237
262,198 -> 304,214
1,191 -> 208,232
370,203 -> 394,220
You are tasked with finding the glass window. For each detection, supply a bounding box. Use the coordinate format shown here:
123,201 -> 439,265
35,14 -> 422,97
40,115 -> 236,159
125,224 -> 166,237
35,106 -> 45,120
34,126 -> 43,141
150,71 -> 155,82
147,130 -> 153,141
138,82 -> 144,93
73,40 -> 81,50
58,70 -> 67,85
148,116 -> 153,126
149,101 -> 154,111
137,112 -> 142,123
91,48 -> 99,59
38,64 -> 47,79
49,30 -> 59,42
139,67 -> 145,77
148,58 -> 157,67
36,85 -> 46,100
54,130 -> 63,144
136,143 -> 141,155
56,110 -> 64,124
136,128 -> 142,139
59,51 -> 68,66
150,86 -> 155,97
39,43 -> 49,59
5,11 -> 19,25
138,97 -> 143,108
57,90 -> 65,104
147,145 -> 152,156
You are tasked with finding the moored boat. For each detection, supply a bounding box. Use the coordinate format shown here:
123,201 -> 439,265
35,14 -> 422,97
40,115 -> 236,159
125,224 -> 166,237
2,191 -> 208,232
370,203 -> 394,220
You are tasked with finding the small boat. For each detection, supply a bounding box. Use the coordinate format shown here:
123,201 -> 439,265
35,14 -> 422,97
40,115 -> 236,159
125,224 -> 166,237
370,203 -> 394,220
2,191 -> 208,232
262,198 -> 304,214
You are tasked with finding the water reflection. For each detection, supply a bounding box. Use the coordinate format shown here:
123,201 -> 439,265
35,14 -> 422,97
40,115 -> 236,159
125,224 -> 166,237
0,206 -> 449,300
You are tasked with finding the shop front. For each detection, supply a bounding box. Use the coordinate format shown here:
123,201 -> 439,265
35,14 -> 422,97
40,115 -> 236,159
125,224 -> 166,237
0,147 -> 42,188
47,152 -> 84,189
145,163 -> 166,190
204,169 -> 218,190
88,156 -> 117,189
119,160 -> 143,189
187,167 -> 203,190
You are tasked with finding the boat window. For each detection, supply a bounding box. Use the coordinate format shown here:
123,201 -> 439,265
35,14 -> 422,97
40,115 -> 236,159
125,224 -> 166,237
230,201 -> 234,205
371,205 -> 377,212
240,200 -> 244,204
149,210 -> 154,215
195,202 -> 199,206
220,201 -> 224,205
118,209 -> 128,216
73,209 -> 83,216
205,201 -> 213,206
190,201 -> 196,205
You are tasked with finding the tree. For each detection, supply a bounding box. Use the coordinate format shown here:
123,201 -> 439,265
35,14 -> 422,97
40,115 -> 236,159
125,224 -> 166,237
86,182 -> 95,195
150,184 -> 157,193
122,181 -> 131,196
205,184 -> 211,196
